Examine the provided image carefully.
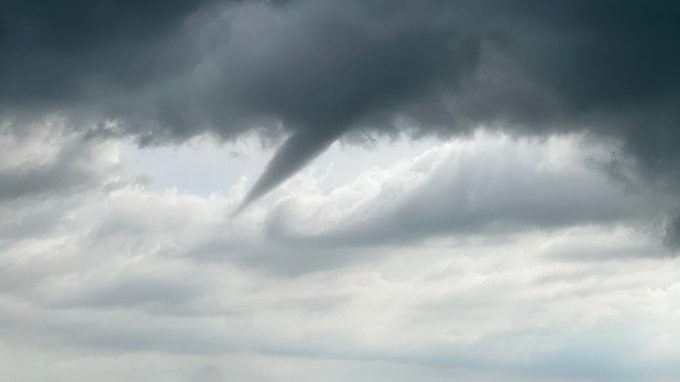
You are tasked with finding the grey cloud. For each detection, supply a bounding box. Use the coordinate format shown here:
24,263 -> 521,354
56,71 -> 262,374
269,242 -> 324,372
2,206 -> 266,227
3,0 -> 680,212
191,366 -> 224,382
133,0 -> 680,212
0,0 -> 217,112
263,137 -> 660,247
50,275 -> 204,312
0,199 -> 69,241
0,119 -> 122,202
194,0 -> 482,208
663,213 -> 680,250
0,138 -> 104,200
3,0 -> 680,224
187,237 -> 376,276
544,239 -> 669,262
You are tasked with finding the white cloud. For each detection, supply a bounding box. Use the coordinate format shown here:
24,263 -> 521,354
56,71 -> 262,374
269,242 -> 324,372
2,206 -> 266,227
1,130 -> 678,381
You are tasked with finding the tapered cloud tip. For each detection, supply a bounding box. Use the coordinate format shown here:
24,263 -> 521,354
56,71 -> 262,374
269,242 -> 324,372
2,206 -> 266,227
232,128 -> 343,215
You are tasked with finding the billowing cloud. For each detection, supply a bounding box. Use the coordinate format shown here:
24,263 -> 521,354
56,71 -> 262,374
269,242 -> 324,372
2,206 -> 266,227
3,0 -> 680,211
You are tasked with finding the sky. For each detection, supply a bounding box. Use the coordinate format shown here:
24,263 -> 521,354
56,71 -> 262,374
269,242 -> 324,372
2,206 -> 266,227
1,1 -> 680,381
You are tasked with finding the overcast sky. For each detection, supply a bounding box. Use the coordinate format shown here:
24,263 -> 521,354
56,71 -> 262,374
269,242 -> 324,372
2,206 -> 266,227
2,1 -> 680,381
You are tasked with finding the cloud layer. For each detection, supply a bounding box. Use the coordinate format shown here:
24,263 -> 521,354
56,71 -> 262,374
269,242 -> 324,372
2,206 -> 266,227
3,0 -> 680,208
0,130 -> 678,381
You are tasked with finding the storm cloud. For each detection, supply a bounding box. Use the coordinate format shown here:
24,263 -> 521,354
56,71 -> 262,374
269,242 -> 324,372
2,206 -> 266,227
2,0 -> 680,210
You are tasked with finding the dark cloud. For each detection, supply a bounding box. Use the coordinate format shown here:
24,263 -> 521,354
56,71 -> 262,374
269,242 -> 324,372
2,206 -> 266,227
0,0 -> 218,112
2,0 -> 680,213
664,213 -> 680,250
